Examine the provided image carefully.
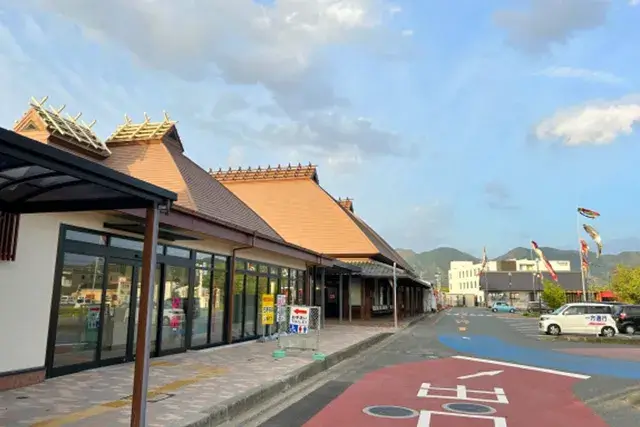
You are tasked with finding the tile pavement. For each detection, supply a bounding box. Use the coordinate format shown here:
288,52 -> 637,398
0,323 -> 402,427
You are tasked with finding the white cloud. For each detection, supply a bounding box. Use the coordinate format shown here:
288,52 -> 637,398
382,200 -> 456,250
536,66 -> 624,84
535,95 -> 640,145
401,29 -> 413,37
494,0 -> 610,54
26,0 -> 390,114
630,0 -> 640,6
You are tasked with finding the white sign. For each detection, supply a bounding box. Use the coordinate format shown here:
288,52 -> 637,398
276,294 -> 286,307
289,305 -> 310,334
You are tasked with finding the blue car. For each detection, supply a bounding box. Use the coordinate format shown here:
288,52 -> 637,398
491,301 -> 517,313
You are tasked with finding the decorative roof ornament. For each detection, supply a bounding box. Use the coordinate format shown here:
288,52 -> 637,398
106,111 -> 180,145
27,96 -> 110,155
210,162 -> 319,183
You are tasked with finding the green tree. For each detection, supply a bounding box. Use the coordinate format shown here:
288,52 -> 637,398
610,265 -> 640,304
541,280 -> 566,309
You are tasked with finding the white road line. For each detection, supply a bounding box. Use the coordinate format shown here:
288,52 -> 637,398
451,355 -> 591,379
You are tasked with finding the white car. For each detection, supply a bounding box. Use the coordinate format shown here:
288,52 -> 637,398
539,302 -> 618,337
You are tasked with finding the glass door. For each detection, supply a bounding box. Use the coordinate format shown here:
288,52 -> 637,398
100,261 -> 161,364
100,261 -> 137,363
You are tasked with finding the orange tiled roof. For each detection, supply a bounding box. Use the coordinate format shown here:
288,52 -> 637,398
216,166 -> 413,271
103,115 -> 282,240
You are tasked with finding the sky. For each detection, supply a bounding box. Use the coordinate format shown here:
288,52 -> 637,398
1,0 -> 639,257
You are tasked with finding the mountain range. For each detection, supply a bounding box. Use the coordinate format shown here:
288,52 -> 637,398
396,247 -> 640,285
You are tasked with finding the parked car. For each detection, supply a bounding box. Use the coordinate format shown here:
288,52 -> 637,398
527,300 -> 552,314
491,301 -> 517,313
538,302 -> 618,337
612,304 -> 640,334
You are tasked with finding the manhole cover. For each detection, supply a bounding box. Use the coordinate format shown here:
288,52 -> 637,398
442,402 -> 496,414
363,405 -> 419,418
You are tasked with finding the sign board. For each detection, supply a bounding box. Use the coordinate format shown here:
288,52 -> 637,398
276,294 -> 287,322
261,294 -> 275,325
289,305 -> 310,334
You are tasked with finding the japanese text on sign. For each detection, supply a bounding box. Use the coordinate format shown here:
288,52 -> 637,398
289,305 -> 310,334
262,294 -> 275,325
586,314 -> 607,324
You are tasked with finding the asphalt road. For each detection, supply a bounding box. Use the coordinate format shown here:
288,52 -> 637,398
231,307 -> 640,427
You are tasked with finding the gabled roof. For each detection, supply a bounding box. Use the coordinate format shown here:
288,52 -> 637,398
13,97 -> 110,158
338,198 -> 353,212
215,165 -> 413,271
103,117 -> 282,240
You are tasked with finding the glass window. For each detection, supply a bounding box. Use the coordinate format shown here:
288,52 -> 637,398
211,270 -> 227,344
214,255 -> 227,270
53,254 -> 104,368
161,266 -> 189,351
564,306 -> 587,315
232,274 -> 245,340
244,275 -> 258,338
101,263 -> 134,360
156,244 -> 165,255
166,246 -> 190,258
247,262 -> 258,272
65,229 -> 106,245
588,305 -> 612,314
132,265 -> 161,356
259,264 -> 269,274
190,268 -> 212,347
195,252 -> 213,269
257,276 -> 269,334
295,271 -> 305,305
110,236 -> 143,251
269,266 -> 279,276
235,259 -> 247,271
281,268 -> 289,279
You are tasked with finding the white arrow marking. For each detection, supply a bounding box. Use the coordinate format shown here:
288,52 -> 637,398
457,370 -> 503,380
461,336 -> 470,340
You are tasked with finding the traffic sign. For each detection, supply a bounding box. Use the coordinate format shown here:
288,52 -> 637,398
262,294 -> 275,325
289,305 -> 310,334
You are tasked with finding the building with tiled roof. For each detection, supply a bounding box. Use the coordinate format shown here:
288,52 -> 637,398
3,98 -> 353,389
211,164 -> 427,320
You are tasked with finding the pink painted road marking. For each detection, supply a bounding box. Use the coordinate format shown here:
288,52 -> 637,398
304,357 -> 606,427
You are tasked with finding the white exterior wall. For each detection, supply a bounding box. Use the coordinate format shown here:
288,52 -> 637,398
447,258 -> 572,303
0,211 -> 308,374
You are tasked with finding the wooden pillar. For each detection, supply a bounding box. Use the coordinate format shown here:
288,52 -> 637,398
130,205 -> 159,427
338,274 -> 343,323
319,267 -> 326,328
348,276 -> 353,322
360,278 -> 365,320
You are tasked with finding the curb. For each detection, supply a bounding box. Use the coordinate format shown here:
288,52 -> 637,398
190,332 -> 393,426
538,335 -> 640,345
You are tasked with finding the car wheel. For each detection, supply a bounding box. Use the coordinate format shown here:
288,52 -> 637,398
509,309 -> 515,313
625,325 -> 636,335
491,308 -> 498,313
601,326 -> 616,338
547,324 -> 561,336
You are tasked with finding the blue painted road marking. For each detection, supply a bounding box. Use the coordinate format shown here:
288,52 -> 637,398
439,334 -> 640,379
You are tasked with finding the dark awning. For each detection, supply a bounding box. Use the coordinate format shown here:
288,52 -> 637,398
0,127 -> 176,213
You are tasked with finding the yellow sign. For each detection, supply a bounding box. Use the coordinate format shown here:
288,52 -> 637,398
261,294 -> 275,325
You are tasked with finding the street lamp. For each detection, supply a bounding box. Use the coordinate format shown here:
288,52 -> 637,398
508,272 -> 513,305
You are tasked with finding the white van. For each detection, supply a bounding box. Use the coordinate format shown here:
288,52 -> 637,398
539,302 -> 618,337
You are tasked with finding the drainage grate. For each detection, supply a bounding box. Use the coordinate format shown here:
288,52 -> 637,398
362,405 -> 419,419
442,402 -> 496,414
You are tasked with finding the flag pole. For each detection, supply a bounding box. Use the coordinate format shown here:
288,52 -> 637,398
577,208 -> 587,302
530,240 -> 536,300
392,262 -> 398,329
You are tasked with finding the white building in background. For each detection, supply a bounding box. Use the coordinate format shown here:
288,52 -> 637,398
448,259 -> 571,303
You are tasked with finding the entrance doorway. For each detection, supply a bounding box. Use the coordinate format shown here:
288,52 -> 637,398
47,254 -> 162,377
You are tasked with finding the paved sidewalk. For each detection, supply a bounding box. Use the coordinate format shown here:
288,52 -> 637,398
0,322 -> 413,427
